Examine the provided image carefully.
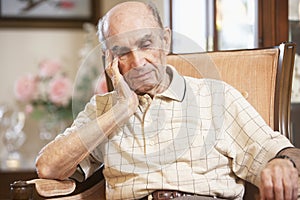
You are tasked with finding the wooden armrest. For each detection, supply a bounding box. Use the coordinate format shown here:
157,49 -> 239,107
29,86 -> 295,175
11,167 -> 105,199
26,179 -> 105,200
11,179 -> 76,200
28,179 -> 76,197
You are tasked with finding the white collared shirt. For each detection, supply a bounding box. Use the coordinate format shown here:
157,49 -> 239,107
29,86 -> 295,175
64,65 -> 293,200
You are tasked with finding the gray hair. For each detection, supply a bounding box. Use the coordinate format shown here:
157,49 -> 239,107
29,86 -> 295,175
97,1 -> 163,48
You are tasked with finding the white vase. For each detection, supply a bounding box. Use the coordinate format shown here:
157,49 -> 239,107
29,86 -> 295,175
1,110 -> 26,170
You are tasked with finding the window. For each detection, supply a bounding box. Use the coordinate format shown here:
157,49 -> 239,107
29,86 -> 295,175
216,0 -> 258,50
171,0 -> 258,52
289,0 -> 300,102
171,0 -> 213,53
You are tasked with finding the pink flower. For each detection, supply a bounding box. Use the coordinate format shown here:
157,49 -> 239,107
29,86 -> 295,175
48,76 -> 72,106
14,74 -> 37,102
39,59 -> 61,78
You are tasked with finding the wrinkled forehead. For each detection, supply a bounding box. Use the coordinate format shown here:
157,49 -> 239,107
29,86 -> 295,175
102,28 -> 163,50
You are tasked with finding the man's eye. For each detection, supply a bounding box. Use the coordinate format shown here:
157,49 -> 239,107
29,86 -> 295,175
116,52 -> 127,57
140,41 -> 152,49
115,50 -> 130,57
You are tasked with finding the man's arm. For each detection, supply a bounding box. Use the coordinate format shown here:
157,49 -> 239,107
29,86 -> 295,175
36,58 -> 138,180
260,147 -> 299,200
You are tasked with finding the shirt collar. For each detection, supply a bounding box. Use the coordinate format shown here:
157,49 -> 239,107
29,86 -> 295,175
156,65 -> 186,102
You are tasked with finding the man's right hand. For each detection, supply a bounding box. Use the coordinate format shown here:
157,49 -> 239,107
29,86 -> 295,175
105,52 -> 139,116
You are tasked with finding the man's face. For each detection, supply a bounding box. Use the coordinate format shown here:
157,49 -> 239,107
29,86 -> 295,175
105,28 -> 170,95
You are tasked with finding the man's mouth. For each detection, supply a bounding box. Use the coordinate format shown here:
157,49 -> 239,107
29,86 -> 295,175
133,70 -> 153,80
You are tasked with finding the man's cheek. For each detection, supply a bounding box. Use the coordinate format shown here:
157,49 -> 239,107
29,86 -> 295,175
145,52 -> 160,65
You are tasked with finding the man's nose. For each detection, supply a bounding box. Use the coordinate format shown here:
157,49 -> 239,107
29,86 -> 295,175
127,50 -> 146,68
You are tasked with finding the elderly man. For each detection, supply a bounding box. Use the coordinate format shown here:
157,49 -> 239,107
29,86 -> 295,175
36,1 -> 300,199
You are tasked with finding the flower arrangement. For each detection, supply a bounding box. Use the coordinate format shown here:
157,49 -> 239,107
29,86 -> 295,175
14,59 -> 73,122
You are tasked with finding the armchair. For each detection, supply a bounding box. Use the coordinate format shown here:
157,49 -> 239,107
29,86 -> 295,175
12,42 -> 297,200
167,41 -> 297,200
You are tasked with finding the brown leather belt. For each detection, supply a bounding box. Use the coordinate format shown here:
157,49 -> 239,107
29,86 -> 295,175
140,190 -> 223,200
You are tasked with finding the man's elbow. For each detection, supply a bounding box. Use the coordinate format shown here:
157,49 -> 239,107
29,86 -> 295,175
35,154 -> 68,180
36,155 -> 57,179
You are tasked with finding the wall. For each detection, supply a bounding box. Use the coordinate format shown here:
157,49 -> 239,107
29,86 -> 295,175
0,0 -> 168,170
0,28 -> 86,169
0,29 -> 84,105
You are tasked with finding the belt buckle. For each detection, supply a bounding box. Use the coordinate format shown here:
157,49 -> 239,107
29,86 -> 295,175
156,191 -> 172,199
147,190 -> 218,200
149,190 -> 189,200
148,191 -> 174,200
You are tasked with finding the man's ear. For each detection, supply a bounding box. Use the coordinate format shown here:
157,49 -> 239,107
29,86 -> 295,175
163,27 -> 172,55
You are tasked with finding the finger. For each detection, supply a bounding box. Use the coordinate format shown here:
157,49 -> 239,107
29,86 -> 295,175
106,57 -> 119,78
116,73 -> 133,98
292,184 -> 298,200
284,178 -> 298,200
260,169 -> 274,200
105,51 -> 114,77
273,170 -> 284,200
281,161 -> 299,200
291,168 -> 298,200
105,50 -> 113,69
283,179 -> 293,200
260,187 -> 266,200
